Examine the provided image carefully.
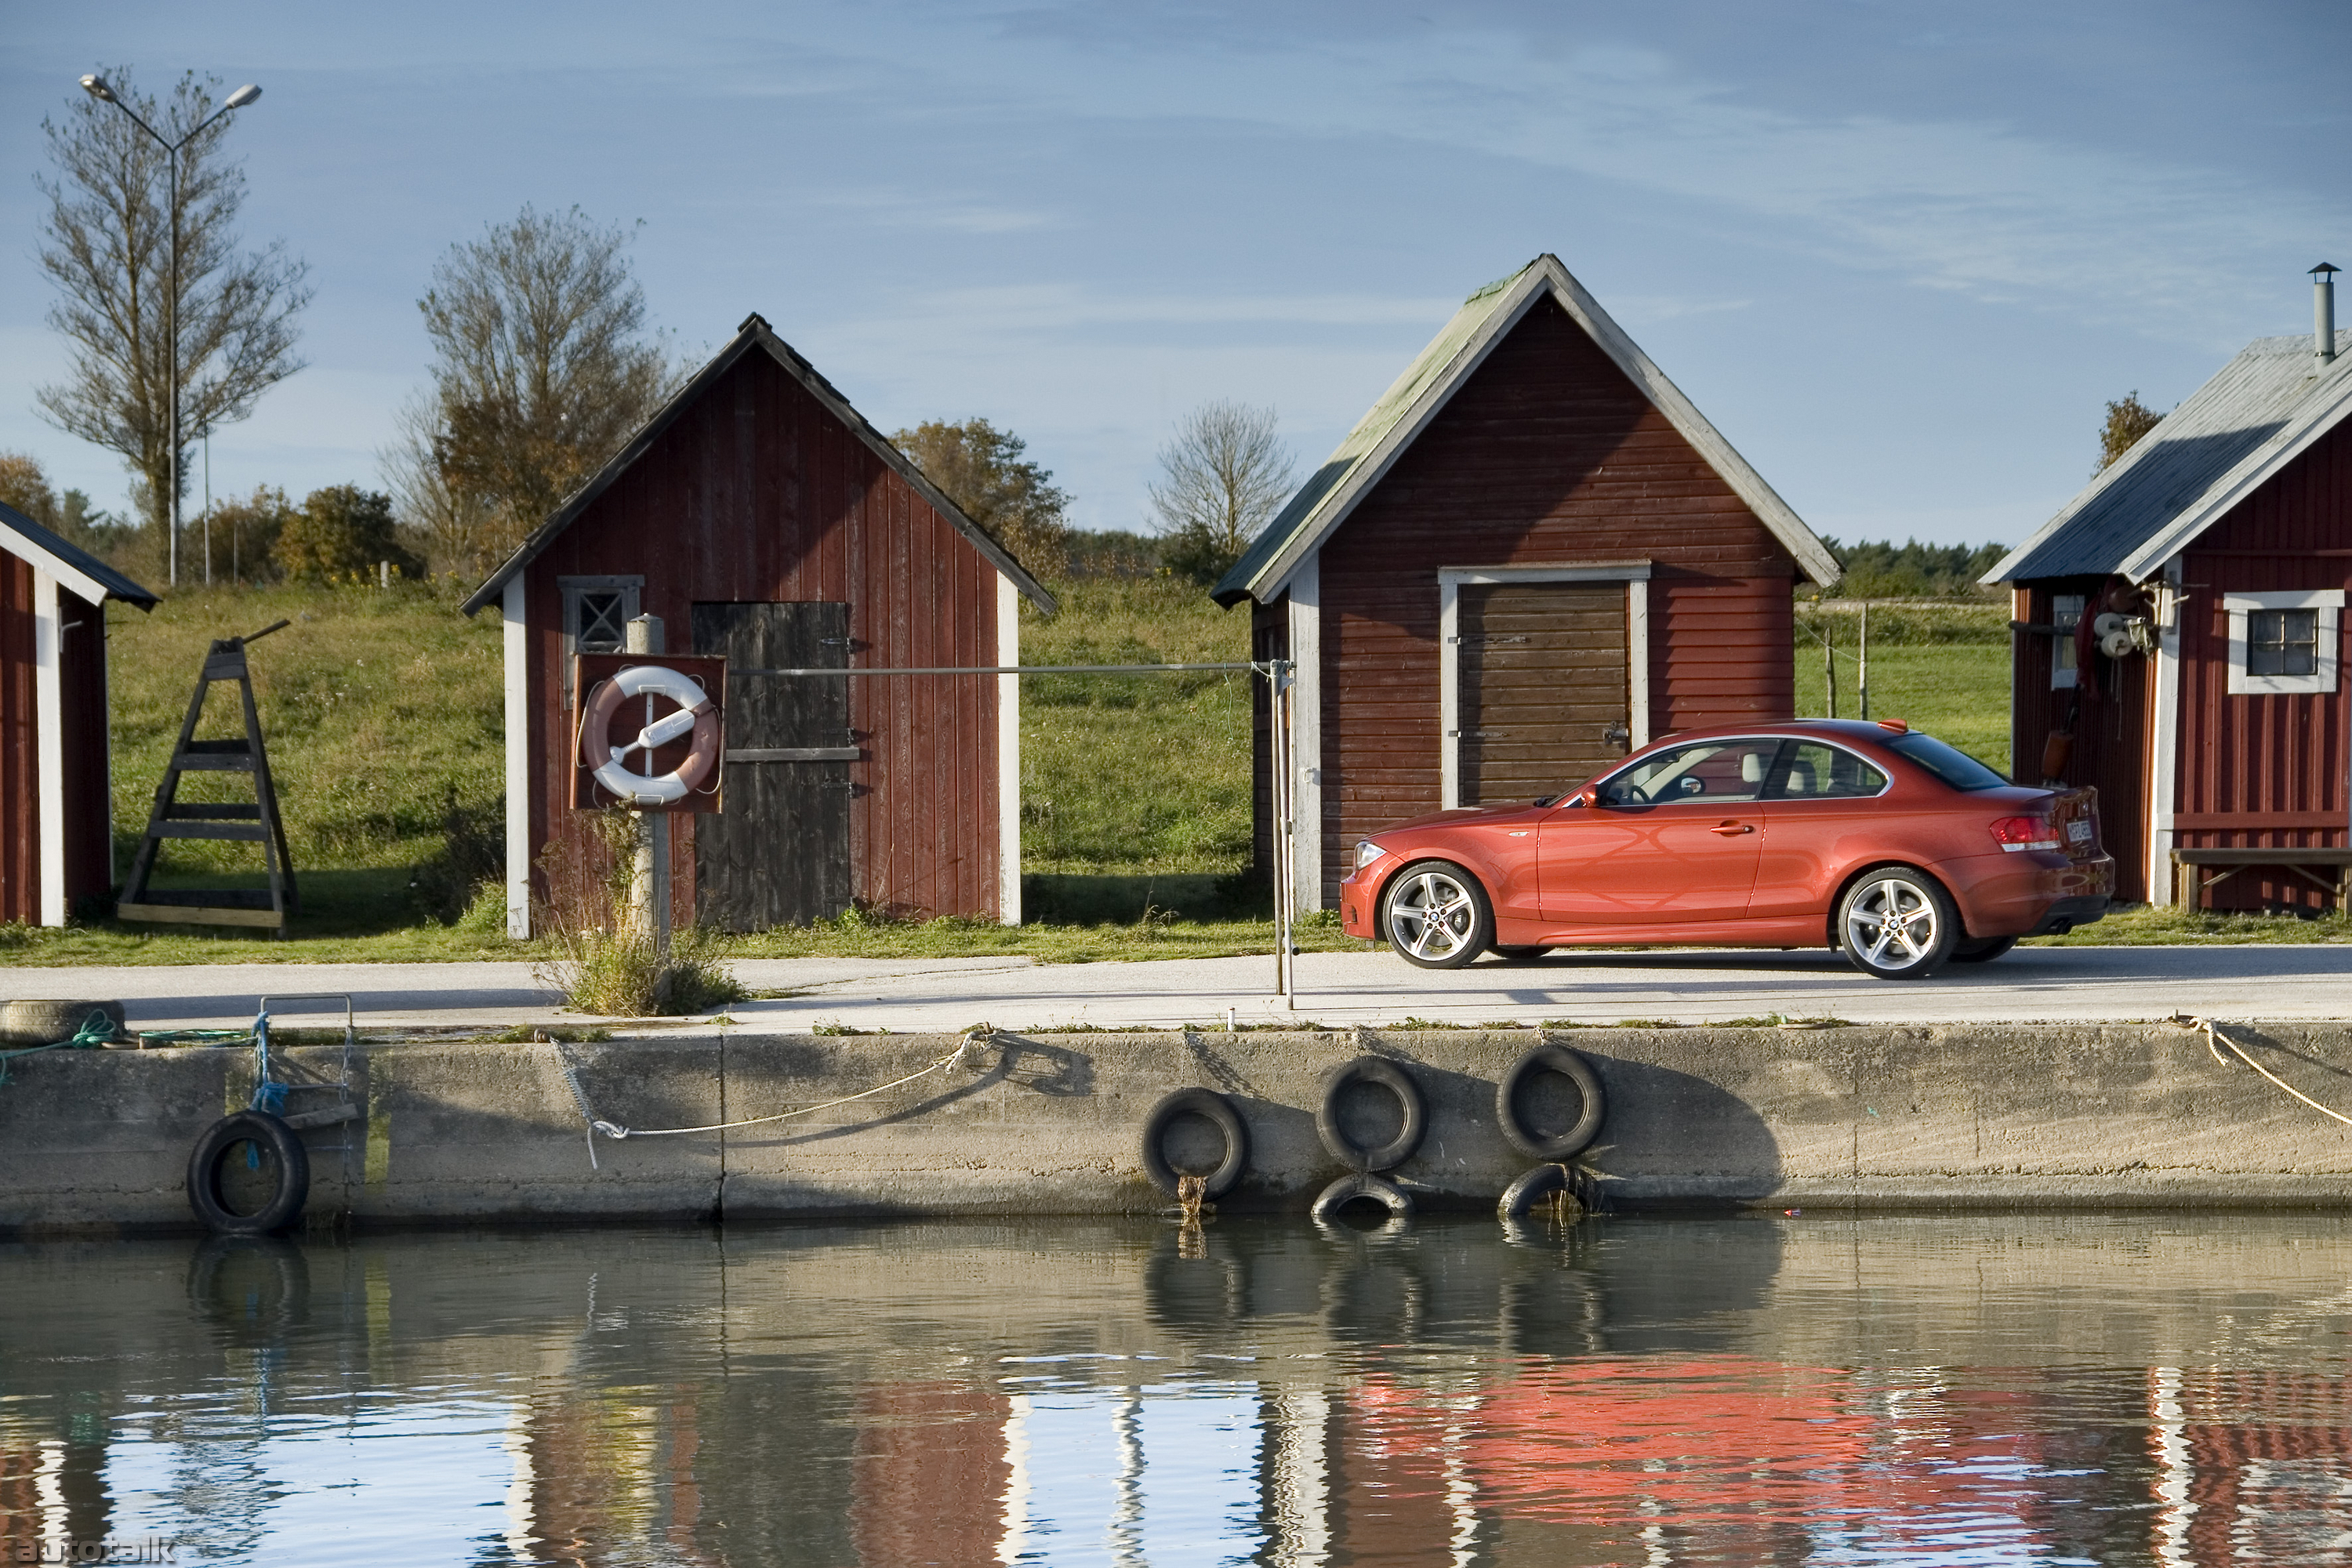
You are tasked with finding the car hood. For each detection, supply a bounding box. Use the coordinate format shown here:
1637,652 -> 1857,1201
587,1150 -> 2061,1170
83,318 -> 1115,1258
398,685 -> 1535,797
1373,803 -> 1539,837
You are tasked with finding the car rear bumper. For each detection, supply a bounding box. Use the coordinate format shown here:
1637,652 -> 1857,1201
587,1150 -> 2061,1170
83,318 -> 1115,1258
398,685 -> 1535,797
1952,851 -> 2115,938
2024,895 -> 2111,936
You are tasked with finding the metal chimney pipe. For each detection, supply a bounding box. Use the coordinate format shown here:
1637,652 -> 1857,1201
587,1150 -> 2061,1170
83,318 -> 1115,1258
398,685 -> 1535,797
2314,263 -> 2339,366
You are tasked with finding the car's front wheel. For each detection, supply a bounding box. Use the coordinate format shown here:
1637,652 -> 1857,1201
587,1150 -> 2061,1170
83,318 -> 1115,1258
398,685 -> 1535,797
1381,861 -> 1493,970
1838,867 -> 1958,979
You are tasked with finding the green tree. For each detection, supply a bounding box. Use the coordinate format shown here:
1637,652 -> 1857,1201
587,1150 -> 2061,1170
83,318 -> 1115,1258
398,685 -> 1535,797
387,205 -> 671,579
892,417 -> 1071,573
273,485 -> 419,583
202,484 -> 297,583
34,68 -> 310,543
2097,390 -> 2164,474
0,450 -> 136,561
1149,401 -> 1295,586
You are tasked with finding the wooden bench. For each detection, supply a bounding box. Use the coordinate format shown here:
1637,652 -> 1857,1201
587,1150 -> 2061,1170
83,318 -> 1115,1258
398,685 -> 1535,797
2172,848 -> 2352,911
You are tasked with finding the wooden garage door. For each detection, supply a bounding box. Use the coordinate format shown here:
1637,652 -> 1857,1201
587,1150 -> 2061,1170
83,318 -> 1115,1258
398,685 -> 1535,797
692,602 -> 853,931
1456,581 -> 1629,804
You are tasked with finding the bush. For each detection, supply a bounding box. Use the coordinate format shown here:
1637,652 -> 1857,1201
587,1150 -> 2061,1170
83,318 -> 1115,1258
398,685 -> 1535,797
274,485 -> 423,583
532,810 -> 746,1015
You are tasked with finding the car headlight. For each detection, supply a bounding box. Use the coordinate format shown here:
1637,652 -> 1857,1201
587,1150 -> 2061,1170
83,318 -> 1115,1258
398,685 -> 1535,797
1354,839 -> 1384,870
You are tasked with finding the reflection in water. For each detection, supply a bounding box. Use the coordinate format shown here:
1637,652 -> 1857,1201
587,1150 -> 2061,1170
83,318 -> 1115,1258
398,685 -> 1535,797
2,1215 -> 2352,1563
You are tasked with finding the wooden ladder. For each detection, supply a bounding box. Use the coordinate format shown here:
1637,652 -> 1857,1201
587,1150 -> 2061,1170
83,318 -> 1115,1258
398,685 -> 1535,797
117,620 -> 299,935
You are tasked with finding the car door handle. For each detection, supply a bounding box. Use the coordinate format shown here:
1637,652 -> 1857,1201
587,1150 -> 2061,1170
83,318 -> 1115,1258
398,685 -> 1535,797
1710,820 -> 1754,835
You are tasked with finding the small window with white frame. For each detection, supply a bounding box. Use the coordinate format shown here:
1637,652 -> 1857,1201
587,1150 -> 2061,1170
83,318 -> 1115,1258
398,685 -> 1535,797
2050,593 -> 2084,689
2226,589 -> 2343,695
559,575 -> 643,706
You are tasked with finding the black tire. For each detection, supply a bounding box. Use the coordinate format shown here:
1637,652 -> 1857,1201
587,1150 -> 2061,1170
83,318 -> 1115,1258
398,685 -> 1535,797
1497,1163 -> 1584,1221
1314,1056 -> 1427,1173
1381,860 -> 1493,969
1489,944 -> 1550,963
1949,935 -> 2018,964
1139,1087 -> 1249,1200
1496,1044 -> 1606,1160
1837,866 -> 1961,979
186,1111 -> 310,1236
1310,1172 -> 1414,1225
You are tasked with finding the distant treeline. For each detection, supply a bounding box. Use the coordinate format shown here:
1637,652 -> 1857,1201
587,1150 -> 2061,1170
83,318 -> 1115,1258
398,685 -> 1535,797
1816,537 -> 2009,599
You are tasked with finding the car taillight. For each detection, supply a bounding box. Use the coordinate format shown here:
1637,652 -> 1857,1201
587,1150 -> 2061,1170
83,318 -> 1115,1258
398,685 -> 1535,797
1989,815 -> 2060,852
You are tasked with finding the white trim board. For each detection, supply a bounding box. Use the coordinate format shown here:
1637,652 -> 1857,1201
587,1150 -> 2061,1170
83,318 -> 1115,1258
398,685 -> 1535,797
1437,561 -> 1651,810
1287,556 -> 1323,910
2147,561 -> 2183,906
33,574 -> 64,926
503,576 -> 532,940
997,574 -> 1022,925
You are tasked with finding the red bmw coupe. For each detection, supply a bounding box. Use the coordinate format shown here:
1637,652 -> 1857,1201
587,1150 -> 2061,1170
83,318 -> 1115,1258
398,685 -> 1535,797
1339,720 -> 2114,980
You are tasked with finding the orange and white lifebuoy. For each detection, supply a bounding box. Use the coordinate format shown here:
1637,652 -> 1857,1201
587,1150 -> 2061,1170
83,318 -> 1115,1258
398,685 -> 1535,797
579,665 -> 721,806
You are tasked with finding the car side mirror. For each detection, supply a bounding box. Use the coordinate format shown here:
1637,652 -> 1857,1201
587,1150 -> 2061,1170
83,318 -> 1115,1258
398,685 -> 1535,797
1566,786 -> 1597,809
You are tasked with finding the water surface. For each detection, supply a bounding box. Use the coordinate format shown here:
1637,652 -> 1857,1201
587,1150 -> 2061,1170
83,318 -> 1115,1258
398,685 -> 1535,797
4,1214 -> 2350,1564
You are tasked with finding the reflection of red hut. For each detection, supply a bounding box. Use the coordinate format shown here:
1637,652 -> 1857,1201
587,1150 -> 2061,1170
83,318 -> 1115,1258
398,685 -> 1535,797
2166,1369 -> 2352,1563
851,1382 -> 1011,1568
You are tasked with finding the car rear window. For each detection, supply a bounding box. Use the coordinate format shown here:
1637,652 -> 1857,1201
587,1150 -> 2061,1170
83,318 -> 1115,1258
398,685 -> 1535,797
1886,732 -> 2009,791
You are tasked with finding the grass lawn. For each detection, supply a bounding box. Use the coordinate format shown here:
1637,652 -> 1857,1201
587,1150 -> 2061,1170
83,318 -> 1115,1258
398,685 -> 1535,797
3,583 -> 2331,971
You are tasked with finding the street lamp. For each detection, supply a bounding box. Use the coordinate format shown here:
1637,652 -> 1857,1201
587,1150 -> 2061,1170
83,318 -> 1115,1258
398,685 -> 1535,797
79,73 -> 263,588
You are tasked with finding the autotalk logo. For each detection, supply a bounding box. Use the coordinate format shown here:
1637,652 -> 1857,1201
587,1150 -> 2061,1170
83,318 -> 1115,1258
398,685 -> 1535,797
11,1541 -> 182,1564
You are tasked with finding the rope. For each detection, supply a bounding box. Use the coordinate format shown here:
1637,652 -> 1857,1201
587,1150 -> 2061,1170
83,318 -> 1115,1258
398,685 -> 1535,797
0,1011 -> 122,1086
2189,1014 -> 2352,1128
575,1040 -> 979,1140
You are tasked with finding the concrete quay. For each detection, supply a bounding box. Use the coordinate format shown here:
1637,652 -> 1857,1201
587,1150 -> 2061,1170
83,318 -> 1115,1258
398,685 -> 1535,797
2,1020 -> 2350,1235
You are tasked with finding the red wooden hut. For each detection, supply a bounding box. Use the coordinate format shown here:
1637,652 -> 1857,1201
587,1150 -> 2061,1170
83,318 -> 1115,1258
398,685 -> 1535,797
1984,268 -> 2352,910
1213,255 -> 1838,906
0,501 -> 156,926
461,314 -> 1056,936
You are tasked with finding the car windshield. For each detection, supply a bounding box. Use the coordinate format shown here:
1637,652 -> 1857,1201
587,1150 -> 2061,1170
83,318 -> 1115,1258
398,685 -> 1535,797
1886,731 -> 2009,791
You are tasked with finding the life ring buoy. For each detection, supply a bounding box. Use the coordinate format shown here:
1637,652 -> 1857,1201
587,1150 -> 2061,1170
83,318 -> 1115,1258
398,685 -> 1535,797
1495,1043 -> 1606,1161
1138,1087 -> 1249,1200
579,665 -> 721,806
186,1110 -> 310,1236
1310,1171 -> 1414,1225
1315,1056 -> 1426,1172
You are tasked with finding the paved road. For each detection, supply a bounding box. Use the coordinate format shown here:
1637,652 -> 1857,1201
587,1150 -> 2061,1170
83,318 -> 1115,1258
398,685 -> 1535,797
5,945 -> 2347,1033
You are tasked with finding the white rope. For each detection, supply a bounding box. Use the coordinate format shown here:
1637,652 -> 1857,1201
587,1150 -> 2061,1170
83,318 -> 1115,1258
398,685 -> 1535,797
2188,1014 -> 2352,1128
587,1043 -> 973,1139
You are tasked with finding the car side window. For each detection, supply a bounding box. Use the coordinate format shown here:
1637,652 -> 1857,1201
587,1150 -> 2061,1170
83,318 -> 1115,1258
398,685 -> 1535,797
1766,742 -> 1889,800
1596,739 -> 1785,807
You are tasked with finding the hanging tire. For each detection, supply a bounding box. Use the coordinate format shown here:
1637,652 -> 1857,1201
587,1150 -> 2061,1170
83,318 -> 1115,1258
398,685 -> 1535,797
1497,1163 -> 1586,1221
1310,1171 -> 1414,1225
1381,861 -> 1493,969
1315,1056 -> 1427,1172
1495,1043 -> 1606,1161
186,1111 -> 310,1236
1138,1087 -> 1249,1200
1949,935 -> 2018,964
1838,866 -> 1960,979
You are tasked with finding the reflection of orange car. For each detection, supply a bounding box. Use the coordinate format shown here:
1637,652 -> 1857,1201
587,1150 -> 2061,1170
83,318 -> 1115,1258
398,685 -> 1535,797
1339,720 -> 2114,980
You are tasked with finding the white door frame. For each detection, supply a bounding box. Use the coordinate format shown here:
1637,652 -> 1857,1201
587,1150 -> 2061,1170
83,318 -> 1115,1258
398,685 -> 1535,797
1438,561 -> 1651,809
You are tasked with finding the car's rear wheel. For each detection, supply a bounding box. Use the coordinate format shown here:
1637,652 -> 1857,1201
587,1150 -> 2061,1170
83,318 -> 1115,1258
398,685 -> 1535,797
1381,861 -> 1493,970
1838,868 -> 1958,980
1949,935 -> 2017,964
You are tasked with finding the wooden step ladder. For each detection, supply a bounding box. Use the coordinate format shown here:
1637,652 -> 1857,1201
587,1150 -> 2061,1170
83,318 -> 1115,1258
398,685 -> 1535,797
117,620 -> 299,935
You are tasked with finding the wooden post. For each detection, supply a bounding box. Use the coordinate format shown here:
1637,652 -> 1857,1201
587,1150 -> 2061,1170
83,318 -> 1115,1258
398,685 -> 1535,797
625,614 -> 671,954
1824,630 -> 1836,719
1268,659 -> 1296,1007
1858,602 -> 1870,720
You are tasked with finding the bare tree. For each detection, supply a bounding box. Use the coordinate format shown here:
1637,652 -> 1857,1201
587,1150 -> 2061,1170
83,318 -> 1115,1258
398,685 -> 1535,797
388,205 -> 673,574
1150,401 -> 1296,585
893,417 -> 1071,574
382,396 -> 500,581
34,68 -> 310,551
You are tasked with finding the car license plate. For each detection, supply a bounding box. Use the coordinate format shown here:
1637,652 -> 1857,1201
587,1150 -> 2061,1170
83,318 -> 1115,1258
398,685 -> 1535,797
2067,818 -> 2092,844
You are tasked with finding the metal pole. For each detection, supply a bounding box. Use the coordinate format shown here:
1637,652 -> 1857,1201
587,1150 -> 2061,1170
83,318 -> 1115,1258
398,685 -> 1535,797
1858,602 -> 1870,720
1272,659 -> 1295,1007
624,614 -> 670,954
167,145 -> 180,588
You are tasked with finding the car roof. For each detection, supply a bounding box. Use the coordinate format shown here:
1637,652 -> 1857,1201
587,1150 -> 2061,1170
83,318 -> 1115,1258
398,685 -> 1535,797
1643,718 -> 1918,748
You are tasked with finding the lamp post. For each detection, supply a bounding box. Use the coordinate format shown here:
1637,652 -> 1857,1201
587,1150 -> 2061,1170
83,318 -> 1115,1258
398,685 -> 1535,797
78,73 -> 262,589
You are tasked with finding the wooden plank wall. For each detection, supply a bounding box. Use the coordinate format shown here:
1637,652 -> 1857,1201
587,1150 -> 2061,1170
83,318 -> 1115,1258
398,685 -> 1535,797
2172,419 -> 2352,909
1312,296 -> 1799,898
0,557 -> 33,924
524,348 -> 1004,928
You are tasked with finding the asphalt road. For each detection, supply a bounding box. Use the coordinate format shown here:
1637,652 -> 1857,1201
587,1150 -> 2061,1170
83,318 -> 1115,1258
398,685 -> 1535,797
5,944 -> 2347,1033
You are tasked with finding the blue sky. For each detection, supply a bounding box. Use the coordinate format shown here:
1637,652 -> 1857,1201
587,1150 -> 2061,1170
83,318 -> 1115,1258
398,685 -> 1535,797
2,1 -> 2347,550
